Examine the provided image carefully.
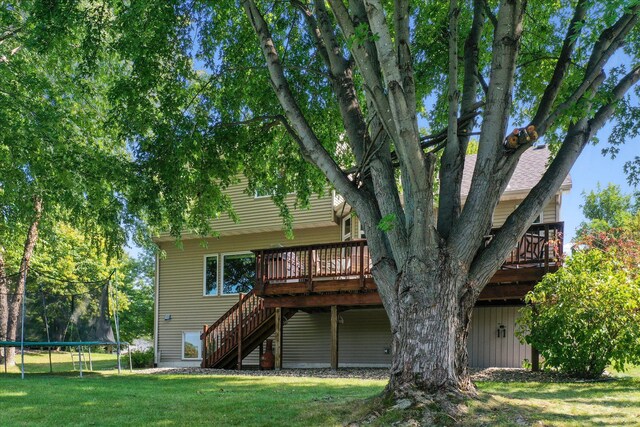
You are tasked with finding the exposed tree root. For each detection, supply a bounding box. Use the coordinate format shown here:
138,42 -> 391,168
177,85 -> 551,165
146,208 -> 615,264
347,385 -> 476,426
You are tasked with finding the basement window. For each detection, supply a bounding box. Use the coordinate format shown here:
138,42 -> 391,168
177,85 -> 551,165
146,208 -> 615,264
182,332 -> 201,360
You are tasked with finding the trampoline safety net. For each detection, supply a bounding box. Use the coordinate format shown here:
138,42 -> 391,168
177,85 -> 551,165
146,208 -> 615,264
0,270 -> 116,346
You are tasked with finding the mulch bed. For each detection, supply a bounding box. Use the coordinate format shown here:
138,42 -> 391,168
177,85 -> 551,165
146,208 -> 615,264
134,366 -> 614,383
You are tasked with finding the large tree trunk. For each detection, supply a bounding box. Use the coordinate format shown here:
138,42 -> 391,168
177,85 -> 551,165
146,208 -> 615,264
384,254 -> 476,398
4,196 -> 42,366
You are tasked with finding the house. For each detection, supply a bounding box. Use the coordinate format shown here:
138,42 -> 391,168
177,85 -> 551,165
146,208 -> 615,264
153,146 -> 571,369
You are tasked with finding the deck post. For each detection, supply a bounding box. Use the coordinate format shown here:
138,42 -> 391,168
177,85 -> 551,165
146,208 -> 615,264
237,293 -> 243,370
359,242 -> 365,289
331,305 -> 339,370
544,225 -> 550,272
307,248 -> 314,292
202,324 -> 208,368
274,307 -> 282,370
531,346 -> 540,372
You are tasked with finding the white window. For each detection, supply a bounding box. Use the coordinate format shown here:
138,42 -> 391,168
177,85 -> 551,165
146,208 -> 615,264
203,255 -> 219,296
222,253 -> 255,295
182,331 -> 201,360
358,221 -> 366,239
533,212 -> 543,224
342,216 -> 352,241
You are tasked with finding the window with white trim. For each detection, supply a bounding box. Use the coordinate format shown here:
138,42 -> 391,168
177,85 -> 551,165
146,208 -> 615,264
342,216 -> 352,241
222,253 -> 255,295
182,331 -> 201,360
204,255 -> 218,296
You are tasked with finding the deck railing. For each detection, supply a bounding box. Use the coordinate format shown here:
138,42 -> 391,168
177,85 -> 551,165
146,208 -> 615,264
200,290 -> 273,368
253,222 -> 563,291
491,221 -> 564,269
253,240 -> 370,291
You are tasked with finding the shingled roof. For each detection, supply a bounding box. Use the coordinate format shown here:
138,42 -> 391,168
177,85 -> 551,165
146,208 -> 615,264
461,145 -> 572,198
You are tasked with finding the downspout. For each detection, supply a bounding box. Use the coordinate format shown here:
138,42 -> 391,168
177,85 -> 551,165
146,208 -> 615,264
154,252 -> 160,366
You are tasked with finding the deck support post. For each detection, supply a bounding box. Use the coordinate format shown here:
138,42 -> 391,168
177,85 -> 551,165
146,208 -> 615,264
331,305 -> 339,371
274,307 -> 282,370
237,293 -> 243,370
531,346 -> 540,371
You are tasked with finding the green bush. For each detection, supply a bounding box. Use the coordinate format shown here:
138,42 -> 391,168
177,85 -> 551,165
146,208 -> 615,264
130,348 -> 154,369
517,250 -> 640,378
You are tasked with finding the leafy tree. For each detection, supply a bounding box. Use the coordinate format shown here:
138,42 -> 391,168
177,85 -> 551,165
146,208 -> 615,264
576,183 -> 637,236
0,1 -> 135,365
518,250 -> 640,378
103,0 -> 640,401
117,250 -> 155,343
575,184 -> 640,267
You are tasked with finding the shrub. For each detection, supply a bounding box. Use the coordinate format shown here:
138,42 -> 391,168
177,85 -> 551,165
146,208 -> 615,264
517,250 -> 640,379
130,348 -> 154,369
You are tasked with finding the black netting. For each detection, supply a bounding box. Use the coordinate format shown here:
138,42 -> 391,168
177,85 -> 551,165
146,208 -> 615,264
1,270 -> 116,345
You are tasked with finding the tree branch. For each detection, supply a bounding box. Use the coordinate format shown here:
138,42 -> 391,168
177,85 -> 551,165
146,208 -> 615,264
531,0 -> 588,128
589,65 -> 640,135
539,8 -> 639,134
453,0 -> 526,265
438,0 -> 484,239
241,0 -> 364,209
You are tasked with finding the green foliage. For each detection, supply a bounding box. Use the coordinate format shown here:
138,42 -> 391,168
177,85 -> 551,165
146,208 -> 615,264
118,250 -> 155,343
517,250 -> 640,378
0,1 -> 137,262
377,214 -> 396,232
130,348 -> 154,369
579,183 -> 636,230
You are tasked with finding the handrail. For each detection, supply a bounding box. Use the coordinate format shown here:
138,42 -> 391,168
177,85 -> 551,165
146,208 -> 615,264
200,290 -> 274,368
489,221 -> 564,268
254,239 -> 371,290
254,222 -> 564,289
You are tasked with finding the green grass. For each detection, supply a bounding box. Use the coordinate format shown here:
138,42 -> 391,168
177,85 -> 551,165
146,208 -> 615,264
466,367 -> 640,427
2,353 -> 639,426
0,352 -> 385,426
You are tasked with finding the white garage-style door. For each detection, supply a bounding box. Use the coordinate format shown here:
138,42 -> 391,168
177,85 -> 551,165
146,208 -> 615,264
468,306 -> 532,369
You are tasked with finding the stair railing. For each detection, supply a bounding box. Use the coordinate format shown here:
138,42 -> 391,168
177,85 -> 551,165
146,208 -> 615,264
200,290 -> 273,368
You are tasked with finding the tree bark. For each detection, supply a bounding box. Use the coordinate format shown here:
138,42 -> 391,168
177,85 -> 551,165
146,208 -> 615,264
382,251 -> 476,398
0,249 -> 7,363
5,196 -> 42,366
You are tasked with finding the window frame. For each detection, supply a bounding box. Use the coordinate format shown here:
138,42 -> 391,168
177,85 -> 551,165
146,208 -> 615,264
181,331 -> 202,360
202,254 -> 220,297
221,251 -> 256,296
342,216 -> 352,241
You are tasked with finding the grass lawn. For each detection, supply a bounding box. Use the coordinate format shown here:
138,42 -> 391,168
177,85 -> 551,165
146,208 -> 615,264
465,366 -> 640,427
1,352 -> 639,426
0,352 -> 385,426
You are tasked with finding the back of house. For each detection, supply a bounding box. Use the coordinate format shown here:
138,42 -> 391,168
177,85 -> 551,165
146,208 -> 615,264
154,146 -> 571,369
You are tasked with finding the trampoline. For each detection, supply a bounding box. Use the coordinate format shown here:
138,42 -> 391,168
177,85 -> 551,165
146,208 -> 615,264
0,269 -> 132,378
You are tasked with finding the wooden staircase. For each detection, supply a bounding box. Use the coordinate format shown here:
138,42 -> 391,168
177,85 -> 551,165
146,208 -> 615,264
200,290 -> 295,369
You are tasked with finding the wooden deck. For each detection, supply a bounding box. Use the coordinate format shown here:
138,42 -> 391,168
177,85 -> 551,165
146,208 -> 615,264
252,222 -> 563,307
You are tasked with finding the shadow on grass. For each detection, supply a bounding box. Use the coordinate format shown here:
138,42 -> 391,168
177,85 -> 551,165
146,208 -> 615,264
0,371 -> 386,426
467,377 -> 640,426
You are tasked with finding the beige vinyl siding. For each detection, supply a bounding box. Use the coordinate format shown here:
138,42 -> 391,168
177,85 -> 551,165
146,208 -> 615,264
281,308 -> 392,368
157,226 -> 341,364
467,306 -> 531,368
492,199 -> 558,227
338,309 -> 392,366
158,177 -> 335,240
